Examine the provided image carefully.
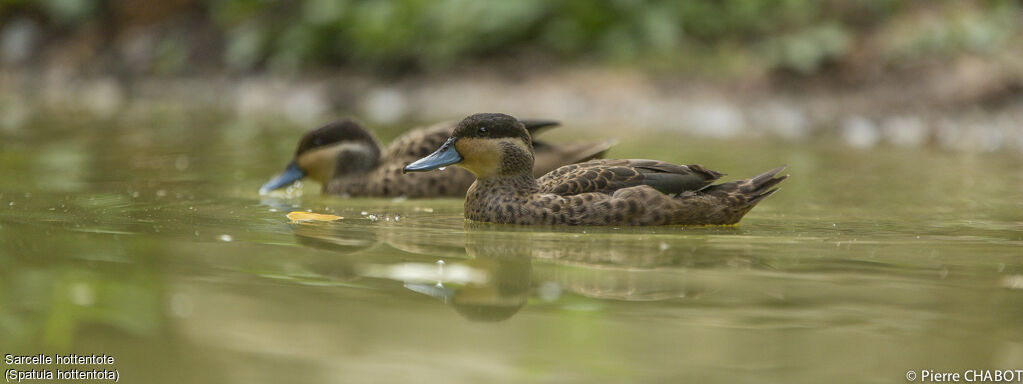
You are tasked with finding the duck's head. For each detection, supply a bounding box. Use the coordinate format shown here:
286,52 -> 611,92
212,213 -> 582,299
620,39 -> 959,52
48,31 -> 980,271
403,113 -> 533,178
260,119 -> 381,194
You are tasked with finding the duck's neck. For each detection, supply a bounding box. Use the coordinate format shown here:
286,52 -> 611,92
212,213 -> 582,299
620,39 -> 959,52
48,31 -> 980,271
471,173 -> 538,194
465,173 -> 538,223
467,173 -> 537,202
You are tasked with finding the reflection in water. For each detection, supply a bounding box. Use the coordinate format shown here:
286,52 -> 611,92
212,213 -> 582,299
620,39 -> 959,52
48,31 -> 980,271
287,219 -> 759,322
404,257 -> 531,322
439,234 -> 534,322
288,218 -> 531,321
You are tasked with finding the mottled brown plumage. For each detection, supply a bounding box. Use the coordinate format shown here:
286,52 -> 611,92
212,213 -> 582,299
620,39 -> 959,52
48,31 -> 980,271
404,113 -> 788,226
261,118 -> 612,198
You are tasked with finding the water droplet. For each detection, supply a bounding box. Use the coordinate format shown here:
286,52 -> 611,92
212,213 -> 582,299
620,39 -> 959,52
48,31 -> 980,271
218,234 -> 233,242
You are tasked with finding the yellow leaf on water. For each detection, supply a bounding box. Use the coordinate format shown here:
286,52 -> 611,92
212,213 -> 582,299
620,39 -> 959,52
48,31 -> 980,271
287,211 -> 343,223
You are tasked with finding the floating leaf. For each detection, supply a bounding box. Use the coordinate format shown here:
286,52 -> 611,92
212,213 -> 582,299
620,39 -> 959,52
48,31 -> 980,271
287,211 -> 343,223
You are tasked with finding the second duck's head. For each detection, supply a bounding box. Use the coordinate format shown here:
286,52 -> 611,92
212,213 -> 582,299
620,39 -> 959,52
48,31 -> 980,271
260,119 -> 382,194
403,113 -> 533,178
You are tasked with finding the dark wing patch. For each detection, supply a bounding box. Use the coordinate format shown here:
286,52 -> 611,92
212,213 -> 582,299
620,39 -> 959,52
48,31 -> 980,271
537,159 -> 724,196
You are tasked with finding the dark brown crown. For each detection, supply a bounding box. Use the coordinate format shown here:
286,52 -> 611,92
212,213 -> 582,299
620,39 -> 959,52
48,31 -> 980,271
295,119 -> 379,156
452,113 -> 531,145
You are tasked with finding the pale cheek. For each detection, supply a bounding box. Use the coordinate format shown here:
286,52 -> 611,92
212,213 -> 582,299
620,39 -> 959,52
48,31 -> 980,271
297,146 -> 342,182
298,158 -> 328,182
458,157 -> 495,177
454,138 -> 513,177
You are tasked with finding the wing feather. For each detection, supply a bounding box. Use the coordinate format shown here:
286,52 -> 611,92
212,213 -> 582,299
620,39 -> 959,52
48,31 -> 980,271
538,159 -> 724,196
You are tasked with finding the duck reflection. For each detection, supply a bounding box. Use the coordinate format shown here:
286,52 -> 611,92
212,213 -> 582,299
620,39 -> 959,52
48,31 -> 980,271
404,256 -> 532,322
286,217 -> 764,322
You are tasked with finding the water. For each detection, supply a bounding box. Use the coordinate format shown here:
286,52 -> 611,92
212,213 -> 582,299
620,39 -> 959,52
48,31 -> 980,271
2,113 -> 1022,383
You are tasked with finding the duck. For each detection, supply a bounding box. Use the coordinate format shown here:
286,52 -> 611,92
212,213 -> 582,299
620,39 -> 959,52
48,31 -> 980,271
260,118 -> 613,197
403,113 -> 788,225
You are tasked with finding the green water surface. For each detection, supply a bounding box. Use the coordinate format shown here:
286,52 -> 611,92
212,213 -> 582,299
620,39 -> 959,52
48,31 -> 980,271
1,112 -> 1022,383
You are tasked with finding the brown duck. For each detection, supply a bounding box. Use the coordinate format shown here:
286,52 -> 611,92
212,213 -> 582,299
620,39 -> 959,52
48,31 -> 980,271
260,118 -> 612,197
403,113 -> 788,225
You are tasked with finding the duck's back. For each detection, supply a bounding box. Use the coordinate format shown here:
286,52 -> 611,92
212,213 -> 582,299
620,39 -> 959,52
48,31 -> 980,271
382,122 -> 456,162
337,122 -> 471,197
537,159 -> 723,196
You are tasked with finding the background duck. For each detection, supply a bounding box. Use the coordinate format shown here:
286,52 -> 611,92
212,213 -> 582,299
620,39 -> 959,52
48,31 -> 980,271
404,113 -> 788,225
260,118 -> 613,198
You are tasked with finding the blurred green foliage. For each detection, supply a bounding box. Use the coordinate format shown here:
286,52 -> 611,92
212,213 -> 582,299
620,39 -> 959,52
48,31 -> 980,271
206,0 -> 900,73
1,0 -> 1019,74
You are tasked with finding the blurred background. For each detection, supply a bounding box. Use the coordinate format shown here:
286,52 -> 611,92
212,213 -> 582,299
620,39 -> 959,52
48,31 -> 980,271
2,2 -> 1023,383
2,0 -> 1022,151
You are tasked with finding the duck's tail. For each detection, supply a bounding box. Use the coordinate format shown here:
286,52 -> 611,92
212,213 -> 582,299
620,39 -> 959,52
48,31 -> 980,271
743,165 -> 788,205
699,165 -> 788,221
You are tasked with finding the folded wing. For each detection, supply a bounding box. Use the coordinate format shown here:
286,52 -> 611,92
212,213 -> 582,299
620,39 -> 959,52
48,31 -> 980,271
538,159 -> 724,196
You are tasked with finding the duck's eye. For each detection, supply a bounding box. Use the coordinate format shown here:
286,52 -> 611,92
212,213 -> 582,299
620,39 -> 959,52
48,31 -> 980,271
478,127 -> 488,135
